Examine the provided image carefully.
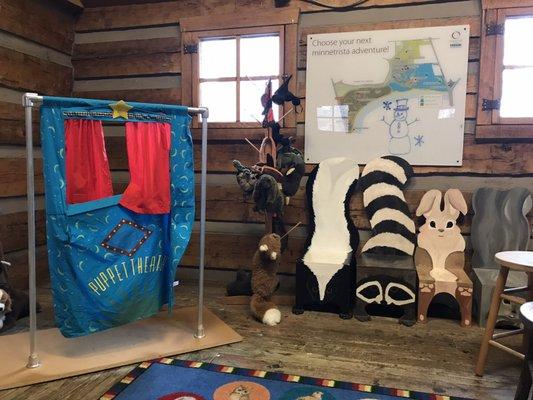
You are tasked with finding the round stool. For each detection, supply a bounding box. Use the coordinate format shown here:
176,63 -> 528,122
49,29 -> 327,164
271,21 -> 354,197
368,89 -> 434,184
475,251 -> 533,376
515,302 -> 533,400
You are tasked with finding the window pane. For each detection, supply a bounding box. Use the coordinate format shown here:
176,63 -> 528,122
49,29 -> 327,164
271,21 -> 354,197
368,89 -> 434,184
200,81 -> 236,122
240,36 -> 280,77
500,67 -> 533,117
504,16 -> 533,66
199,38 -> 236,79
240,79 -> 279,123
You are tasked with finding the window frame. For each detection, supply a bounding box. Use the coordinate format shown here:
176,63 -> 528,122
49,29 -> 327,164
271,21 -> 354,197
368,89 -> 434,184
180,8 -> 300,135
191,25 -> 285,128
477,2 -> 533,140
492,6 -> 533,125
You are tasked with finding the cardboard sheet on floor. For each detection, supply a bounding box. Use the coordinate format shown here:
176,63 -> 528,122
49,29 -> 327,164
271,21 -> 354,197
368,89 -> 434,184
0,307 -> 242,390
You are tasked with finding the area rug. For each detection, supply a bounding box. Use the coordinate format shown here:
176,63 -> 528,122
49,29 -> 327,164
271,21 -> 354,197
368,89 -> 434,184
101,359 -> 472,400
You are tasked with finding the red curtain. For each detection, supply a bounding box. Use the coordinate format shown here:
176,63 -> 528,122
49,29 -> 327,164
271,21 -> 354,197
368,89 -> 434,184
120,122 -> 171,214
65,119 -> 113,204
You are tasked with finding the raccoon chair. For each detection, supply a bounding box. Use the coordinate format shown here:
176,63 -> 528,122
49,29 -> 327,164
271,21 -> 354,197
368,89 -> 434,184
293,158 -> 359,318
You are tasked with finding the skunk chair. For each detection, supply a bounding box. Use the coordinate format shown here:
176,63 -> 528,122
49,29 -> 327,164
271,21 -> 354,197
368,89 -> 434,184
293,158 -> 359,319
355,254 -> 417,326
470,188 -> 532,327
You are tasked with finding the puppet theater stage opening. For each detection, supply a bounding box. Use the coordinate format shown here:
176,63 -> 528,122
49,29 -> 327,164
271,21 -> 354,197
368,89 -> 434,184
0,94 -> 242,390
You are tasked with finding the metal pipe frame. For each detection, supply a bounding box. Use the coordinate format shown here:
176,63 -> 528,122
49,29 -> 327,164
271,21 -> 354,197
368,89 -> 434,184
22,93 -> 208,368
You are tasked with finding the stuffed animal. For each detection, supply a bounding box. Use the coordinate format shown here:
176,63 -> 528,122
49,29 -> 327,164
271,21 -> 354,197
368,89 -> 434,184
272,75 -> 302,108
0,245 -> 35,333
277,149 -> 305,198
0,288 -> 12,331
267,121 -> 294,149
226,269 -> 253,296
232,160 -> 258,196
250,233 -> 282,326
252,174 -> 283,215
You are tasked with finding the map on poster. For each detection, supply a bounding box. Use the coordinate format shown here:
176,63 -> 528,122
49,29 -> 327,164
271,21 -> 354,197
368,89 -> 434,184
304,25 -> 470,165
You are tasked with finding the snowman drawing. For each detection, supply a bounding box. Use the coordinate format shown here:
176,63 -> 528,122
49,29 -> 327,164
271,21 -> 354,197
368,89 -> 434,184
381,98 -> 419,155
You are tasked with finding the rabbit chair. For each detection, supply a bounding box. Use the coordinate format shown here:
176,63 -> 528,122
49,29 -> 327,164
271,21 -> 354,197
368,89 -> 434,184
415,189 -> 473,327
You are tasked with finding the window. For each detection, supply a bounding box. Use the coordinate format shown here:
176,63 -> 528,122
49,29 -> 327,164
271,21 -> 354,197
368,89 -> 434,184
180,9 -> 299,131
194,27 -> 283,126
199,34 -> 281,124
477,2 -> 533,139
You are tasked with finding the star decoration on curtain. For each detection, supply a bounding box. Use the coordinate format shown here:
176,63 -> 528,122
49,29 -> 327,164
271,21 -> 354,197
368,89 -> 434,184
109,100 -> 132,119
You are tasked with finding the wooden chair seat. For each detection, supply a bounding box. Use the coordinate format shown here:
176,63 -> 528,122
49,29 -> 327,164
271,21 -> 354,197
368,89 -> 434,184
416,248 -> 473,327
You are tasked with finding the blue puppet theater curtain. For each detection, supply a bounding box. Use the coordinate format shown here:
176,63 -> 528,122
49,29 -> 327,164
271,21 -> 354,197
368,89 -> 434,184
40,97 -> 195,338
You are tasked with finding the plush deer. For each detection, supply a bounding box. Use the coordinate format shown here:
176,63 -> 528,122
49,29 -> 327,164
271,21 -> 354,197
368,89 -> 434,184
415,189 -> 473,327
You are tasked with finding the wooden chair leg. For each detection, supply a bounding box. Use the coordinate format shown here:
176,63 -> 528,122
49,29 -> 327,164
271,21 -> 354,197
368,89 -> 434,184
475,266 -> 509,376
417,283 -> 434,323
456,286 -> 473,327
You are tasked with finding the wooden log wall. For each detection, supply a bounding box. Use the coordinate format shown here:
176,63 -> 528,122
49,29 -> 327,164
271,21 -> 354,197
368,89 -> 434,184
0,0 -> 79,288
7,0 -> 532,289
69,0 -> 533,284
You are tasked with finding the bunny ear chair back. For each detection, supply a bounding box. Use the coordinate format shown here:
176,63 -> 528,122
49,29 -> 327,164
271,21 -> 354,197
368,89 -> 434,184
444,189 -> 468,218
416,189 -> 442,217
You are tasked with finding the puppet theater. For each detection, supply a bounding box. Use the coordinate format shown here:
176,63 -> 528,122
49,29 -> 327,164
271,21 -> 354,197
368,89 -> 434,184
0,1 -> 532,400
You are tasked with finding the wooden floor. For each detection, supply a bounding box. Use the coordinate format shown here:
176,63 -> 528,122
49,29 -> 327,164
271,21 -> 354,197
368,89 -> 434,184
0,280 -> 522,400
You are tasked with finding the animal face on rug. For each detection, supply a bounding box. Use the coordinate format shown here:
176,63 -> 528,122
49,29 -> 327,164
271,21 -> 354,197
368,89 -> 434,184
250,234 -> 282,326
297,391 -> 324,400
229,385 -> 250,400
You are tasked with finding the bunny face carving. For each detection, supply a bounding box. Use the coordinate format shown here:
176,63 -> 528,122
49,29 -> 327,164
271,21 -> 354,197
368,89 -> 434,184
417,189 -> 467,241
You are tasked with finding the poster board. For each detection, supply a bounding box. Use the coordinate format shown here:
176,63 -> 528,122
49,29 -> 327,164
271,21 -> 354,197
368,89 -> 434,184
304,25 -> 470,166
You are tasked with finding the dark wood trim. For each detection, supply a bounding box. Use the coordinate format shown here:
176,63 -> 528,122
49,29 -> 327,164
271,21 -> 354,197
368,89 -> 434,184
476,124 -> 533,141
482,0 -> 533,9
476,9 -> 497,127
179,8 -> 300,32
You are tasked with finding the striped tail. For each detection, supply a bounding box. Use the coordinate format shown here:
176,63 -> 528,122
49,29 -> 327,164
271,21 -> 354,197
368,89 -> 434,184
359,156 -> 416,256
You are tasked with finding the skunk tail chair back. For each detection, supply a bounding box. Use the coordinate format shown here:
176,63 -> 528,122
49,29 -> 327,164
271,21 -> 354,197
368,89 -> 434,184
359,155 -> 416,256
293,157 -> 359,319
